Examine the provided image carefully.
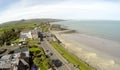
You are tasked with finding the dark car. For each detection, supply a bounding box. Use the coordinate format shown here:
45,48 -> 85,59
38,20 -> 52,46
46,50 -> 49,52
52,59 -> 62,67
50,52 -> 53,56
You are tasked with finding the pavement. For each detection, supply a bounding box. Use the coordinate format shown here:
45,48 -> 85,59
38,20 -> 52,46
39,38 -> 74,70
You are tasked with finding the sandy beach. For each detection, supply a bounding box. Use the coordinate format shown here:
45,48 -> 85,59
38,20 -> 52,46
51,30 -> 120,70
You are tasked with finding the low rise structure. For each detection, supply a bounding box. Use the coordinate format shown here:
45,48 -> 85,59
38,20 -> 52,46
0,60 -> 11,70
31,30 -> 38,39
19,29 -> 38,41
0,48 -> 30,70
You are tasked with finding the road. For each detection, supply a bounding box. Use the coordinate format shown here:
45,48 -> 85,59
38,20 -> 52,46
40,38 -> 74,70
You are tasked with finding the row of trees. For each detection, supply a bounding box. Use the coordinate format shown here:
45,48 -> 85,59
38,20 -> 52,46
0,29 -> 20,46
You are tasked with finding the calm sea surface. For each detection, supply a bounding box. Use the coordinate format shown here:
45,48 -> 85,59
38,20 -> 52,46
52,20 -> 120,43
52,20 -> 120,65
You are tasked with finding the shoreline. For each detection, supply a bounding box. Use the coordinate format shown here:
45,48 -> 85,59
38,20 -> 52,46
51,30 -> 120,70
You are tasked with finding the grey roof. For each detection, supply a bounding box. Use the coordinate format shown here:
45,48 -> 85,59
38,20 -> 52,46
31,30 -> 37,34
0,61 -> 11,68
0,47 -> 29,69
0,55 -> 11,68
1,55 -> 11,60
20,35 -> 28,39
20,30 -> 30,33
14,47 -> 29,53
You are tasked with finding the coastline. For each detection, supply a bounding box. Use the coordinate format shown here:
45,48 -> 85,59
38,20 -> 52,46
51,30 -> 120,70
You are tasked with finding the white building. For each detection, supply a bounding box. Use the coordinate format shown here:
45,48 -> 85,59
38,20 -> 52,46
19,30 -> 38,41
20,31 -> 33,39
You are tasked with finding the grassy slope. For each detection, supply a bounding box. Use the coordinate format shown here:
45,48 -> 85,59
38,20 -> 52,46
0,19 -> 42,35
42,24 -> 50,32
50,41 -> 93,70
0,18 -> 63,34
29,47 -> 41,51
0,28 -> 3,34
27,39 -> 38,46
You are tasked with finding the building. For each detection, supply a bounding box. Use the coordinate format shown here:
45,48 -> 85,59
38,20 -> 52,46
20,30 -> 32,39
0,48 -> 30,70
12,52 -> 30,70
19,29 -> 38,41
19,35 -> 28,41
31,30 -> 38,39
19,30 -> 32,41
0,60 -> 11,70
0,54 -> 13,70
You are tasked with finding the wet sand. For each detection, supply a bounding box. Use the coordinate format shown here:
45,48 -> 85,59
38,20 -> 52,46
51,31 -> 120,70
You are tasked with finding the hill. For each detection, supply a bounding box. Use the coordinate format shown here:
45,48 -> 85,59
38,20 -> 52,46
0,18 -> 64,26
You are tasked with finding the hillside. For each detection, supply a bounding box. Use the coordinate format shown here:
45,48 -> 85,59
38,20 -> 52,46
0,18 -> 64,26
0,18 -> 64,34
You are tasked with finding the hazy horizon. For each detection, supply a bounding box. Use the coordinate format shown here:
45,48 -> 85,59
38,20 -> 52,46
0,0 -> 120,23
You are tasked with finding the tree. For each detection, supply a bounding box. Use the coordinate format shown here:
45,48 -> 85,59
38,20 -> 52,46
0,28 -> 20,46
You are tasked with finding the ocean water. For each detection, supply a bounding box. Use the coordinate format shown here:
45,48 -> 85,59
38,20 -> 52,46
52,20 -> 120,60
52,20 -> 120,43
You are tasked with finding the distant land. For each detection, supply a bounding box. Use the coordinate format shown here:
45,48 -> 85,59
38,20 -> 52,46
0,18 -> 64,26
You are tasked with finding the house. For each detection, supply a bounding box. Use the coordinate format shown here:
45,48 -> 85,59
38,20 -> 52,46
0,60 -> 11,70
19,30 -> 32,41
19,35 -> 28,41
0,47 -> 30,70
21,31 -> 33,39
19,29 -> 38,41
12,52 -> 30,70
31,30 -> 38,39
0,54 -> 13,70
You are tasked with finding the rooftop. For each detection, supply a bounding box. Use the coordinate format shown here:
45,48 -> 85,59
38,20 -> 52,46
0,61 -> 11,69
20,35 -> 28,39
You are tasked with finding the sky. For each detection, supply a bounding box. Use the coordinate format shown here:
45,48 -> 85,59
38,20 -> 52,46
0,0 -> 120,23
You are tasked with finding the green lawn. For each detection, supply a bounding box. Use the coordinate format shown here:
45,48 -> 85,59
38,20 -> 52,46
29,47 -> 41,52
50,41 -> 93,70
0,28 -> 3,34
26,38 -> 38,46
42,24 -> 50,32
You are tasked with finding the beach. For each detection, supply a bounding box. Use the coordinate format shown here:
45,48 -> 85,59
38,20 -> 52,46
51,30 -> 120,70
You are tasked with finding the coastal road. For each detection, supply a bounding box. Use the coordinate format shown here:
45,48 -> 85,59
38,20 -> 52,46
40,38 -> 74,70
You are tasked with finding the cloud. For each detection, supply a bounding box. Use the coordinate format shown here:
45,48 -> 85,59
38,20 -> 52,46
0,0 -> 120,23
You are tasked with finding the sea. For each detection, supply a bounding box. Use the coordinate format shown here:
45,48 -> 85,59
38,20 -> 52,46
51,20 -> 120,61
52,20 -> 120,42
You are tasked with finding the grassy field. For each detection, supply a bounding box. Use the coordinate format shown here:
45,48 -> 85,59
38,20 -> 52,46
0,23 -> 39,32
29,47 -> 41,51
0,20 -> 41,46
27,40 -> 38,46
0,28 -> 3,34
42,24 -> 50,32
50,41 -> 93,70
0,20 -> 42,35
